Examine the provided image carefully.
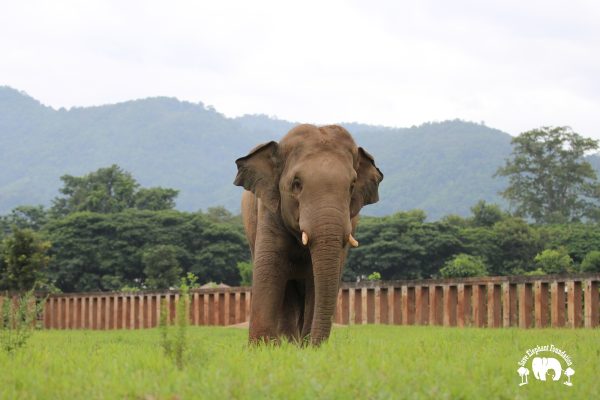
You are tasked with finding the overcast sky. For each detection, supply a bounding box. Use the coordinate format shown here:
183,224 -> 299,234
1,0 -> 599,139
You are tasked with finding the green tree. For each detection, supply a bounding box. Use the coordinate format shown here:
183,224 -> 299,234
52,165 -> 139,215
469,200 -> 506,227
202,206 -> 241,224
495,126 -> 600,223
0,228 -> 51,291
439,254 -> 487,278
581,250 -> 600,272
142,245 -> 183,289
534,248 -> 574,274
192,223 -> 249,285
51,165 -> 180,217
0,206 -> 48,233
490,217 -> 542,275
134,188 -> 179,211
461,217 -> 543,276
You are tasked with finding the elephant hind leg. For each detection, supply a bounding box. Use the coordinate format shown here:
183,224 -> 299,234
278,280 -> 305,342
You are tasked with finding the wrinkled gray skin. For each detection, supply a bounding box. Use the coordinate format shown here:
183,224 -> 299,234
234,124 -> 383,345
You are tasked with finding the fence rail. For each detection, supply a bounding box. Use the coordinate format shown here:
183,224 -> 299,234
1,274 -> 599,330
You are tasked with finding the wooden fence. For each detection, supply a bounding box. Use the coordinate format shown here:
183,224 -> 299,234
1,274 -> 599,330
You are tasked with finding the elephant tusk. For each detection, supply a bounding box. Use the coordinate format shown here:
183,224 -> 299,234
302,231 -> 309,246
349,234 -> 359,248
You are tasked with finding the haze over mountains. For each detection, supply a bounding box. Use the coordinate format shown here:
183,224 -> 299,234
1,86 -> 598,219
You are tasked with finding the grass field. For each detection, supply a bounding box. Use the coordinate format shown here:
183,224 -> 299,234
1,325 -> 598,399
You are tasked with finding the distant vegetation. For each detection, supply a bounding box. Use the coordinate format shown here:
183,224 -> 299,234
1,164 -> 599,292
5,86 -> 599,219
2,87 -> 600,292
1,166 -> 248,292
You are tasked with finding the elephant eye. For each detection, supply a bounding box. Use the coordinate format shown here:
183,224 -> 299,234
292,177 -> 302,193
350,179 -> 356,194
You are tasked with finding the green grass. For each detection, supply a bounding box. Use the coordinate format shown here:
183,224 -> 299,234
1,325 -> 598,399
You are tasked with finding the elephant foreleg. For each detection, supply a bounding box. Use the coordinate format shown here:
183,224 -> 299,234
277,280 -> 305,342
248,208 -> 290,344
249,271 -> 286,344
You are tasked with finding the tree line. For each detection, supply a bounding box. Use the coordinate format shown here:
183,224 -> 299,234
1,126 -> 600,292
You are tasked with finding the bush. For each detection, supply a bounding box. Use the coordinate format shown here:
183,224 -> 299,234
1,290 -> 44,353
580,250 -> 600,272
237,262 -> 252,286
159,277 -> 190,369
439,254 -> 488,278
524,268 -> 546,276
534,248 -> 574,274
367,272 -> 381,281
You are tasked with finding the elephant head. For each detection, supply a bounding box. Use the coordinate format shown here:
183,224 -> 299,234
531,357 -> 562,381
234,124 -> 383,344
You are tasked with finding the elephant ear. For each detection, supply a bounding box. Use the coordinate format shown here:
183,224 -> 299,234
234,141 -> 280,213
350,147 -> 383,217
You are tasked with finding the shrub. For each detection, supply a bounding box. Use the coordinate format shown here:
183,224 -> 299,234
237,261 -> 252,286
524,268 -> 546,276
367,272 -> 381,281
440,254 -> 488,278
534,248 -> 574,274
1,290 -> 44,353
159,277 -> 190,369
580,250 -> 600,272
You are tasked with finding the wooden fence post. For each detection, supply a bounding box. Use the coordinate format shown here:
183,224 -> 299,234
443,285 -> 457,327
487,283 -> 501,328
502,283 -> 517,327
401,286 -> 414,325
378,287 -> 387,324
534,281 -> 549,328
415,286 -> 429,325
584,279 -> 599,328
518,283 -> 533,329
367,288 -> 375,324
551,282 -> 565,327
473,284 -> 486,327
429,285 -> 443,326
567,281 -> 582,328
457,284 -> 472,327
348,287 -> 355,325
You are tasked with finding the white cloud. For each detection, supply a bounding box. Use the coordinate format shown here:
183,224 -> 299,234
1,0 -> 599,140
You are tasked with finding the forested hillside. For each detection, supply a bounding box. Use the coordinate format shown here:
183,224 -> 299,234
2,86 -> 598,219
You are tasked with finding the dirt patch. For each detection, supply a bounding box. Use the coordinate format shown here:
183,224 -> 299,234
228,321 -> 249,329
226,322 -> 347,329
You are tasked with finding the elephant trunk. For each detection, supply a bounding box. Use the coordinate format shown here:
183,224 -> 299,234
303,206 -> 349,345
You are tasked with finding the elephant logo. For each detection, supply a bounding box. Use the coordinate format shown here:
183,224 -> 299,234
516,344 -> 575,387
532,357 -> 562,381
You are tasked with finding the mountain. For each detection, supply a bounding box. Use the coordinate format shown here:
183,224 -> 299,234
2,86 -> 596,220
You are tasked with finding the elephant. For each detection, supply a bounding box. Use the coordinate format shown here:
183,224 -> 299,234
233,124 -> 383,345
531,357 -> 562,381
